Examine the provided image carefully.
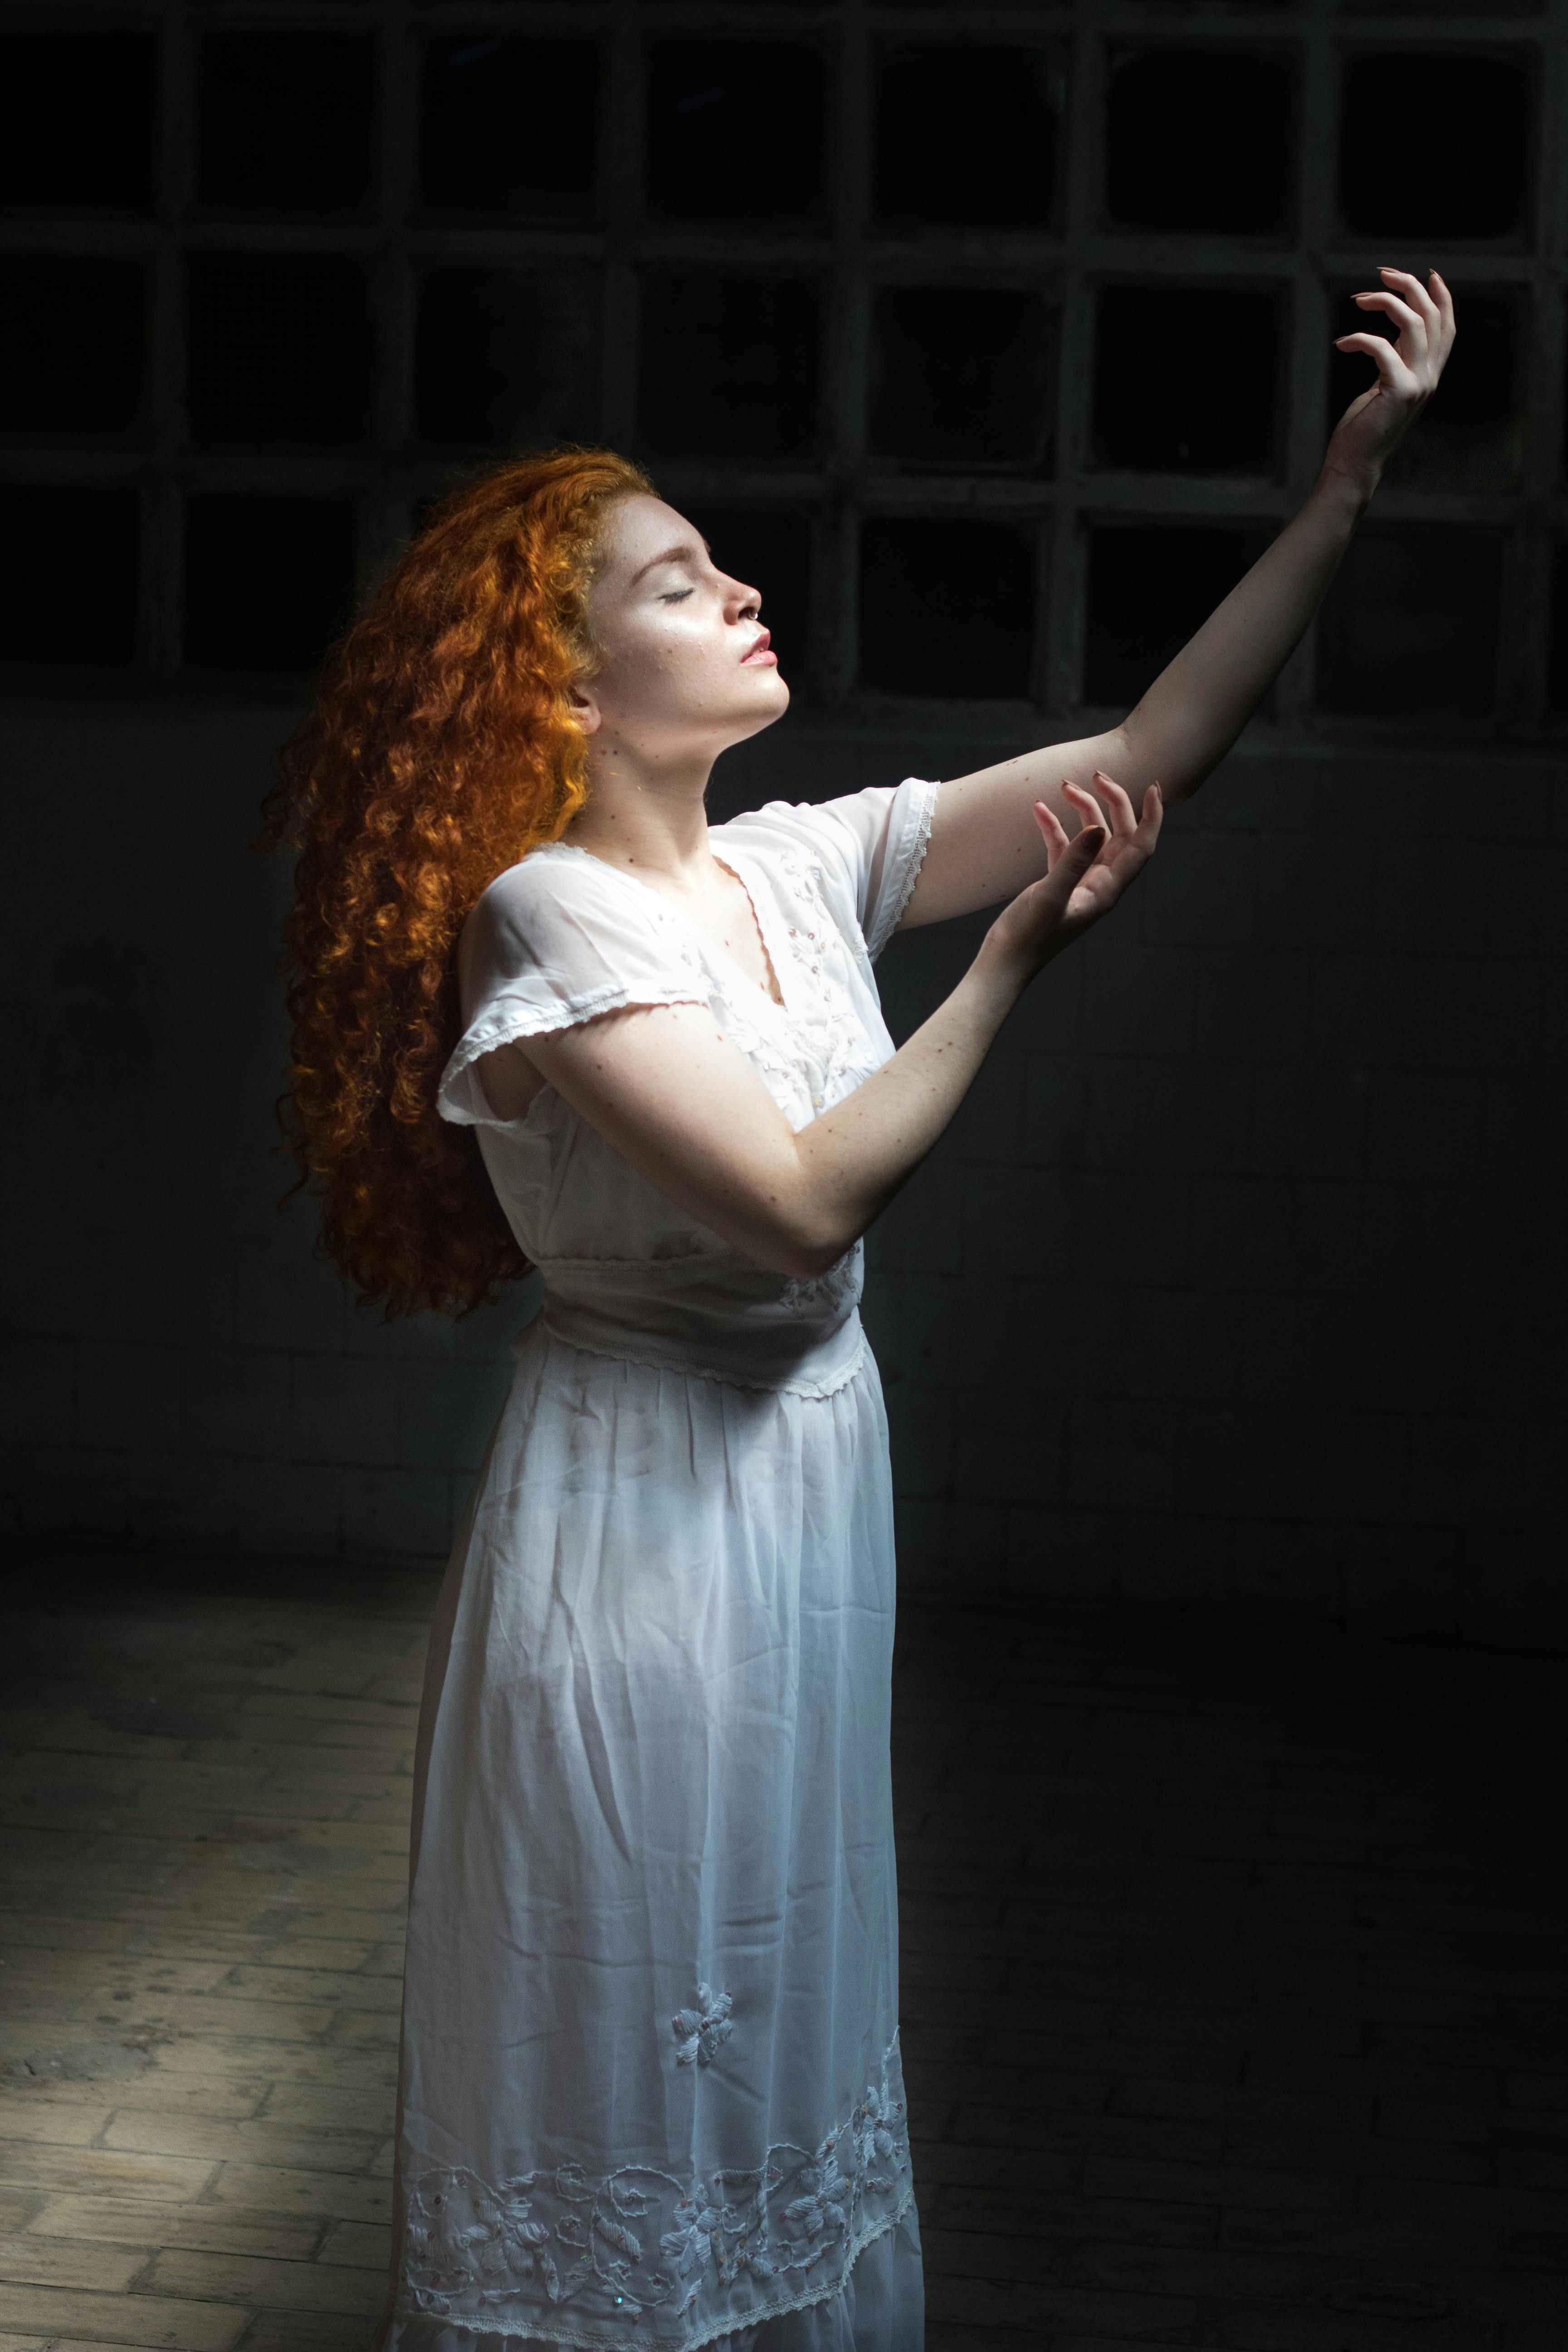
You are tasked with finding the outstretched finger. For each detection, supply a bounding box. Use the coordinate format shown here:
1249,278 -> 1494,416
1427,267 -> 1457,358
1354,290 -> 1429,358
1138,782 -> 1164,842
1378,265 -> 1441,336
1063,777 -> 1111,838
1333,331 -> 1419,393
1090,769 -> 1139,838
1032,799 -> 1070,867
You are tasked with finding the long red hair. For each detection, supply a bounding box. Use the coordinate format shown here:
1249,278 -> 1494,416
259,446 -> 654,1319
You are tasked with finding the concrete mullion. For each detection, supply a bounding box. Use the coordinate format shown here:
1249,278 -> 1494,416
1274,0 -> 1337,730
599,0 -> 643,452
371,0 -> 418,579
1042,15 -> 1104,715
1510,0 -> 1568,728
145,0 -> 191,680
818,0 -> 867,709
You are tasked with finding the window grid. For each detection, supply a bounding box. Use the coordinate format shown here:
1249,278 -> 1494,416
0,0 -> 1562,739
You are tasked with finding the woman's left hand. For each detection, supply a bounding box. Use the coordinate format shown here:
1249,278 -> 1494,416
1325,266 -> 1456,495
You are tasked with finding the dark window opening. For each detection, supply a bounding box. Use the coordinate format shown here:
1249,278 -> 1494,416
197,34 -> 375,214
1316,526 -> 1501,719
1084,523 -> 1274,707
1107,49 -> 1294,235
415,270 -> 599,450
0,486 -> 138,664
676,508 -> 811,683
1094,285 -> 1281,475
1328,284 -> 1522,492
647,43 -> 825,224
186,256 -> 371,446
873,47 -> 1063,230
421,39 -> 599,218
860,517 -> 1036,700
870,288 -> 1056,471
0,32 -> 155,211
0,259 -> 146,435
1344,0 -> 1537,13
184,495 -> 358,673
1546,543 -> 1568,714
1338,54 -> 1530,241
639,276 -> 820,461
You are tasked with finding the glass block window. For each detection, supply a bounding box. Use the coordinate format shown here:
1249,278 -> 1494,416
873,47 -> 1064,230
861,518 -> 1038,700
197,35 -> 376,215
421,39 -> 601,220
184,496 -> 359,673
0,34 -> 156,211
647,44 -> 826,224
414,269 -> 600,451
1085,525 -> 1276,710
0,486 -> 139,665
1093,287 -> 1283,477
1106,48 -> 1295,236
1315,527 -> 1504,720
640,276 -> 822,461
0,0 -> 1561,739
186,256 -> 372,446
870,289 -> 1057,472
0,260 -> 146,436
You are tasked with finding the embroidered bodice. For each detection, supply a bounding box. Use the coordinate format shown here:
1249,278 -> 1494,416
436,779 -> 940,1397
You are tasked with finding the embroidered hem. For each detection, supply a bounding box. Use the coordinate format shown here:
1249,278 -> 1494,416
397,2036 -> 911,2351
388,2183 -> 913,2352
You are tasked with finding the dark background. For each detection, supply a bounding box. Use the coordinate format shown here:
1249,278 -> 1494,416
2,1 -> 1563,1638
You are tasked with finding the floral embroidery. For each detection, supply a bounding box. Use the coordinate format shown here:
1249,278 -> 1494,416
778,1244 -> 863,1323
671,1981 -> 733,2068
400,2035 -> 911,2346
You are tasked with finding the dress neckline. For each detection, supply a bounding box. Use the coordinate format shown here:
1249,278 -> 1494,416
534,837 -> 790,1019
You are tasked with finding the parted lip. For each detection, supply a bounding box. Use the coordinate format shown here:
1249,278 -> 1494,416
740,628 -> 773,662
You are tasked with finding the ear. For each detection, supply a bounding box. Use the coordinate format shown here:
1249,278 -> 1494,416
569,682 -> 603,738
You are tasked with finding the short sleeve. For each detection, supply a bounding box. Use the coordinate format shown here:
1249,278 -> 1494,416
717,776 -> 940,964
436,849 -> 708,1129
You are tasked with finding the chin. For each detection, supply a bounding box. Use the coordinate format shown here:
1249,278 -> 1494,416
720,674 -> 790,750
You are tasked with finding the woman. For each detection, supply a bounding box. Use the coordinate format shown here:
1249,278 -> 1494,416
266,269 -> 1452,2351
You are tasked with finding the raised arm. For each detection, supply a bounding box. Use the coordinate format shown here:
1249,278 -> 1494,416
480,778 -> 1160,1279
899,267 -> 1456,929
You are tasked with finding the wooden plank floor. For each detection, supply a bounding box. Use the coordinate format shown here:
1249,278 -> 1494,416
0,1552 -> 1565,2349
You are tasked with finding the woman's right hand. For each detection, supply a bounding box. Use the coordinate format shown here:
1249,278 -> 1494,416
983,770 -> 1163,977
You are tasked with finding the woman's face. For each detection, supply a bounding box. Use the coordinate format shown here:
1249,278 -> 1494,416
577,495 -> 789,763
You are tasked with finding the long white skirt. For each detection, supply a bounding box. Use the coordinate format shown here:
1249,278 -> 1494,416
386,1318 -> 922,2352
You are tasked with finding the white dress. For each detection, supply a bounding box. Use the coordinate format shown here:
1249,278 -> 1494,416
385,776 -> 940,2352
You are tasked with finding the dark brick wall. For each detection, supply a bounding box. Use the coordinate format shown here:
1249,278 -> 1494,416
3,700 -> 1563,1635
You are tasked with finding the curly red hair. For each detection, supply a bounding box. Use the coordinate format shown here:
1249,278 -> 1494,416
259,446 -> 655,1319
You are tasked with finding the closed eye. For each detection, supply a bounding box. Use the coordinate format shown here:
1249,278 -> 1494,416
660,588 -> 693,604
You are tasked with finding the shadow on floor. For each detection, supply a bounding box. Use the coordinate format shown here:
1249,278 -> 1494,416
0,1552 -> 1564,2349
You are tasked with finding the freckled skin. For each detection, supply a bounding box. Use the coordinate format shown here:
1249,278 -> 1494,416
468,276 -> 1453,1273
572,494 -> 789,784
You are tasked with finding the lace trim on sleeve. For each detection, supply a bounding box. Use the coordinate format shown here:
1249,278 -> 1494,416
865,777 -> 940,964
437,985 -> 710,1129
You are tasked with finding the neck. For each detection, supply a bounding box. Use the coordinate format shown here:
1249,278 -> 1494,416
563,733 -> 717,884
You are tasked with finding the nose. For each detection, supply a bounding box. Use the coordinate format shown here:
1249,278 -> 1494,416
722,573 -> 761,624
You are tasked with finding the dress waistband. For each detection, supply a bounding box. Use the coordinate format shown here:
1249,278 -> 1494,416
524,1245 -> 866,1399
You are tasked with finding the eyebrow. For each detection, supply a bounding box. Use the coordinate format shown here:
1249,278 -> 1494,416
629,538 -> 711,586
